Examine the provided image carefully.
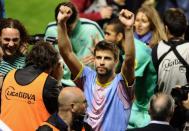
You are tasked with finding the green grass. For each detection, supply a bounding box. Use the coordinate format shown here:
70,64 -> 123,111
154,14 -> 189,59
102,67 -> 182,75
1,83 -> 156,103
5,0 -> 68,35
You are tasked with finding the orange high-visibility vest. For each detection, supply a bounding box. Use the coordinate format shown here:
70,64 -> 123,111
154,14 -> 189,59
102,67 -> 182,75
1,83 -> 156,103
1,69 -> 50,131
40,122 -> 59,131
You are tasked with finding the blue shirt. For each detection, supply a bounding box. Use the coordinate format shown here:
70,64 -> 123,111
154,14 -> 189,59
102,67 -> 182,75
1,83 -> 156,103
75,67 -> 134,131
0,56 -> 25,77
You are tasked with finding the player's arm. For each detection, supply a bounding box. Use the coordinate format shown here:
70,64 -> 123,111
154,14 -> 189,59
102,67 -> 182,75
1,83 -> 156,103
57,5 -> 82,78
119,9 -> 135,86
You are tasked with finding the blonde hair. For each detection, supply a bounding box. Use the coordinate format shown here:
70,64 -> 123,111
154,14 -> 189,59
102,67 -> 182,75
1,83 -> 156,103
137,5 -> 167,48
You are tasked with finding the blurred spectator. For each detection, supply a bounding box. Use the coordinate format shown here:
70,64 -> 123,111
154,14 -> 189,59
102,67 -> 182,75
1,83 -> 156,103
170,85 -> 189,131
124,0 -> 155,15
127,93 -> 176,131
125,0 -> 145,13
37,87 -> 91,131
104,18 -> 157,128
156,0 -> 189,22
134,5 -> 167,48
0,0 -> 5,19
0,42 -> 62,131
71,0 -> 113,21
44,2 -> 104,86
152,8 -> 189,94
0,18 -> 29,88
71,0 -> 127,27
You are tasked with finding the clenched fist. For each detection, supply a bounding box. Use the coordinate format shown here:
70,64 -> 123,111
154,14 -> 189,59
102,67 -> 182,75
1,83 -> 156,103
119,9 -> 135,30
57,5 -> 72,24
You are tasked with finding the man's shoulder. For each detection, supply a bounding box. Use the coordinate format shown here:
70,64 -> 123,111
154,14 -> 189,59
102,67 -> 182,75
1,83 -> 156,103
82,66 -> 95,75
45,75 -> 59,87
158,40 -> 189,48
80,18 -> 99,26
127,127 -> 144,131
45,113 -> 68,131
156,40 -> 189,56
178,41 -> 189,47
128,123 -> 177,131
37,125 -> 53,131
77,66 -> 96,81
45,21 -> 57,32
127,124 -> 157,131
127,129 -> 140,131
46,21 -> 57,28
79,18 -> 103,33
79,18 -> 101,30
45,21 -> 58,38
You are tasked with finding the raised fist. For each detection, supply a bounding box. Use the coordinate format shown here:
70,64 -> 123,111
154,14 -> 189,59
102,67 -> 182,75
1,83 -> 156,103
119,9 -> 135,30
57,5 -> 72,24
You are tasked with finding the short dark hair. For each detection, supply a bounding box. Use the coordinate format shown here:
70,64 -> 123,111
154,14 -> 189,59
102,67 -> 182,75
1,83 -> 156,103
0,18 -> 29,48
163,8 -> 187,37
94,40 -> 119,60
55,2 -> 78,25
106,18 -> 125,35
149,93 -> 175,121
25,41 -> 59,71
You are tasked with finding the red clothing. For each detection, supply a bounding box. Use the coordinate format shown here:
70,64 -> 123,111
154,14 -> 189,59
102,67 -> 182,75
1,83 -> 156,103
71,0 -> 102,21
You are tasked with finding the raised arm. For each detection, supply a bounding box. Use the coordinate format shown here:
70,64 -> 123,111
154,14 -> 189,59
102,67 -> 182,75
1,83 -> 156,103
119,9 -> 135,86
57,5 -> 82,78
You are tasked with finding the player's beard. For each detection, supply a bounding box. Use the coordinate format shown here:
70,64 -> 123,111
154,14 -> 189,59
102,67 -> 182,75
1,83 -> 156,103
96,67 -> 113,77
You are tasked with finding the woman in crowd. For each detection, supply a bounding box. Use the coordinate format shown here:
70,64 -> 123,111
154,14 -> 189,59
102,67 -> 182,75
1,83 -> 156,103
134,5 -> 167,48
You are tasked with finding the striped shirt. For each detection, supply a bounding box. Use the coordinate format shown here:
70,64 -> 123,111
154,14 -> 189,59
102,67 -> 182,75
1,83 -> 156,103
0,56 -> 25,77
